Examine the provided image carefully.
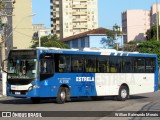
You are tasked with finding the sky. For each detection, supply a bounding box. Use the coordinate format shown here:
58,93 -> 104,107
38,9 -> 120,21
32,0 -> 158,30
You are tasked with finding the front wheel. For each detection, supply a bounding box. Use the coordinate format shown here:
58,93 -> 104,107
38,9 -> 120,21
117,86 -> 129,101
56,87 -> 66,104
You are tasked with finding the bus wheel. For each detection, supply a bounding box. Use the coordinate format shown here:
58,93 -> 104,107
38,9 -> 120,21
117,86 -> 129,101
31,97 -> 40,104
56,87 -> 66,104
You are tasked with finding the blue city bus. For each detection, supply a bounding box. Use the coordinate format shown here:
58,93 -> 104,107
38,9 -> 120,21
3,47 -> 159,104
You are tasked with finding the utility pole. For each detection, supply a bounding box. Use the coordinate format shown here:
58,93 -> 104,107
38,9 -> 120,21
156,0 -> 159,41
0,0 -> 15,96
113,24 -> 120,51
38,30 -> 41,47
1,14 -> 8,96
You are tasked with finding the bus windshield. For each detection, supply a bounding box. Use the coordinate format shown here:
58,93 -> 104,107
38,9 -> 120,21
7,59 -> 37,79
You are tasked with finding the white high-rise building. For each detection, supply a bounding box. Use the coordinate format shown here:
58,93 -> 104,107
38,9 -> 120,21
50,0 -> 98,39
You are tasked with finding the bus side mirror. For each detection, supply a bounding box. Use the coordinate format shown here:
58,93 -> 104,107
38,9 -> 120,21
2,59 -> 8,73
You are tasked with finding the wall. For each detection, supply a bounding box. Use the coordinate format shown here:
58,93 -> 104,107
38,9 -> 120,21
65,35 -> 123,50
12,0 -> 33,49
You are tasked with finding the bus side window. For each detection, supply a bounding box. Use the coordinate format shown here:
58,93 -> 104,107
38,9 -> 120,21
109,57 -> 122,73
71,55 -> 84,72
145,58 -> 156,73
122,57 -> 133,73
40,59 -> 54,81
40,60 -> 54,74
97,56 -> 109,73
58,55 -> 71,73
40,60 -> 47,73
85,56 -> 96,72
134,58 -> 145,73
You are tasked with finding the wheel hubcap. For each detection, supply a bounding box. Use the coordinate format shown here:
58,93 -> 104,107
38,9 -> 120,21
121,89 -> 127,98
60,91 -> 66,100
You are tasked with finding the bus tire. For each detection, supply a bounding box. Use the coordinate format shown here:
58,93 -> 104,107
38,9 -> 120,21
31,97 -> 40,104
117,86 -> 129,101
56,87 -> 66,104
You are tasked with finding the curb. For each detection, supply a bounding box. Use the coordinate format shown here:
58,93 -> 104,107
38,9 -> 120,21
0,94 -> 6,98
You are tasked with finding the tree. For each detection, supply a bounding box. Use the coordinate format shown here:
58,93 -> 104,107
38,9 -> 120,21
146,25 -> 160,40
137,41 -> 160,64
123,41 -> 138,52
100,30 -> 114,48
101,24 -> 122,49
30,34 -> 69,48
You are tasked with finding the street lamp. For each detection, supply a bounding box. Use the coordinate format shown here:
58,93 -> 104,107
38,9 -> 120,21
38,30 -> 41,47
113,24 -> 120,50
38,27 -> 53,47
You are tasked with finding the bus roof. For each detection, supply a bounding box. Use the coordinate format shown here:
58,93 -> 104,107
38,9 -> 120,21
35,47 -> 157,58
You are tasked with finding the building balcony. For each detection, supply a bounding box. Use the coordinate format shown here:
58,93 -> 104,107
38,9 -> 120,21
72,4 -> 87,9
56,27 -> 60,31
55,1 -> 59,5
56,8 -> 59,11
73,0 -> 87,1
73,25 -> 88,28
72,11 -> 87,16
73,18 -> 88,22
56,20 -> 60,24
56,13 -> 59,17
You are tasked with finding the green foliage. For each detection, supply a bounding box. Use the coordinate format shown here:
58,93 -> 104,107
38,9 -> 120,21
146,25 -> 160,40
106,30 -> 114,39
30,34 -> 69,49
137,41 -> 160,64
102,24 -> 122,49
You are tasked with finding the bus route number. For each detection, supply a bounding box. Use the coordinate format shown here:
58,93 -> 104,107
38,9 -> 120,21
58,78 -> 70,84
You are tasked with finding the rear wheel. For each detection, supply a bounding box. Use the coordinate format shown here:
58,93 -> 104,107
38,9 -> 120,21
56,87 -> 66,104
117,86 -> 129,101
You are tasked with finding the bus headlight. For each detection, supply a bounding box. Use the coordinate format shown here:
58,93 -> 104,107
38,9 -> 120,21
33,85 -> 40,89
28,85 -> 40,91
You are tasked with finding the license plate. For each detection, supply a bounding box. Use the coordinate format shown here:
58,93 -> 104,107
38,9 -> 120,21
15,92 -> 20,95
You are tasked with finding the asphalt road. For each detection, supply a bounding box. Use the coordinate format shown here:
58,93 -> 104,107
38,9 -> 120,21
0,91 -> 159,120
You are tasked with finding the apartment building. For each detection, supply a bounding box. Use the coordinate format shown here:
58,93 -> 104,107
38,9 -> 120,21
12,0 -> 33,49
32,24 -> 51,40
150,4 -> 160,26
122,4 -> 160,43
50,0 -> 98,39
122,10 -> 150,43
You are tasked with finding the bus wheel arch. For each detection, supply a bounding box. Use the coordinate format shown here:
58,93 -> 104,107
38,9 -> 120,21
56,84 -> 70,104
117,84 -> 129,101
